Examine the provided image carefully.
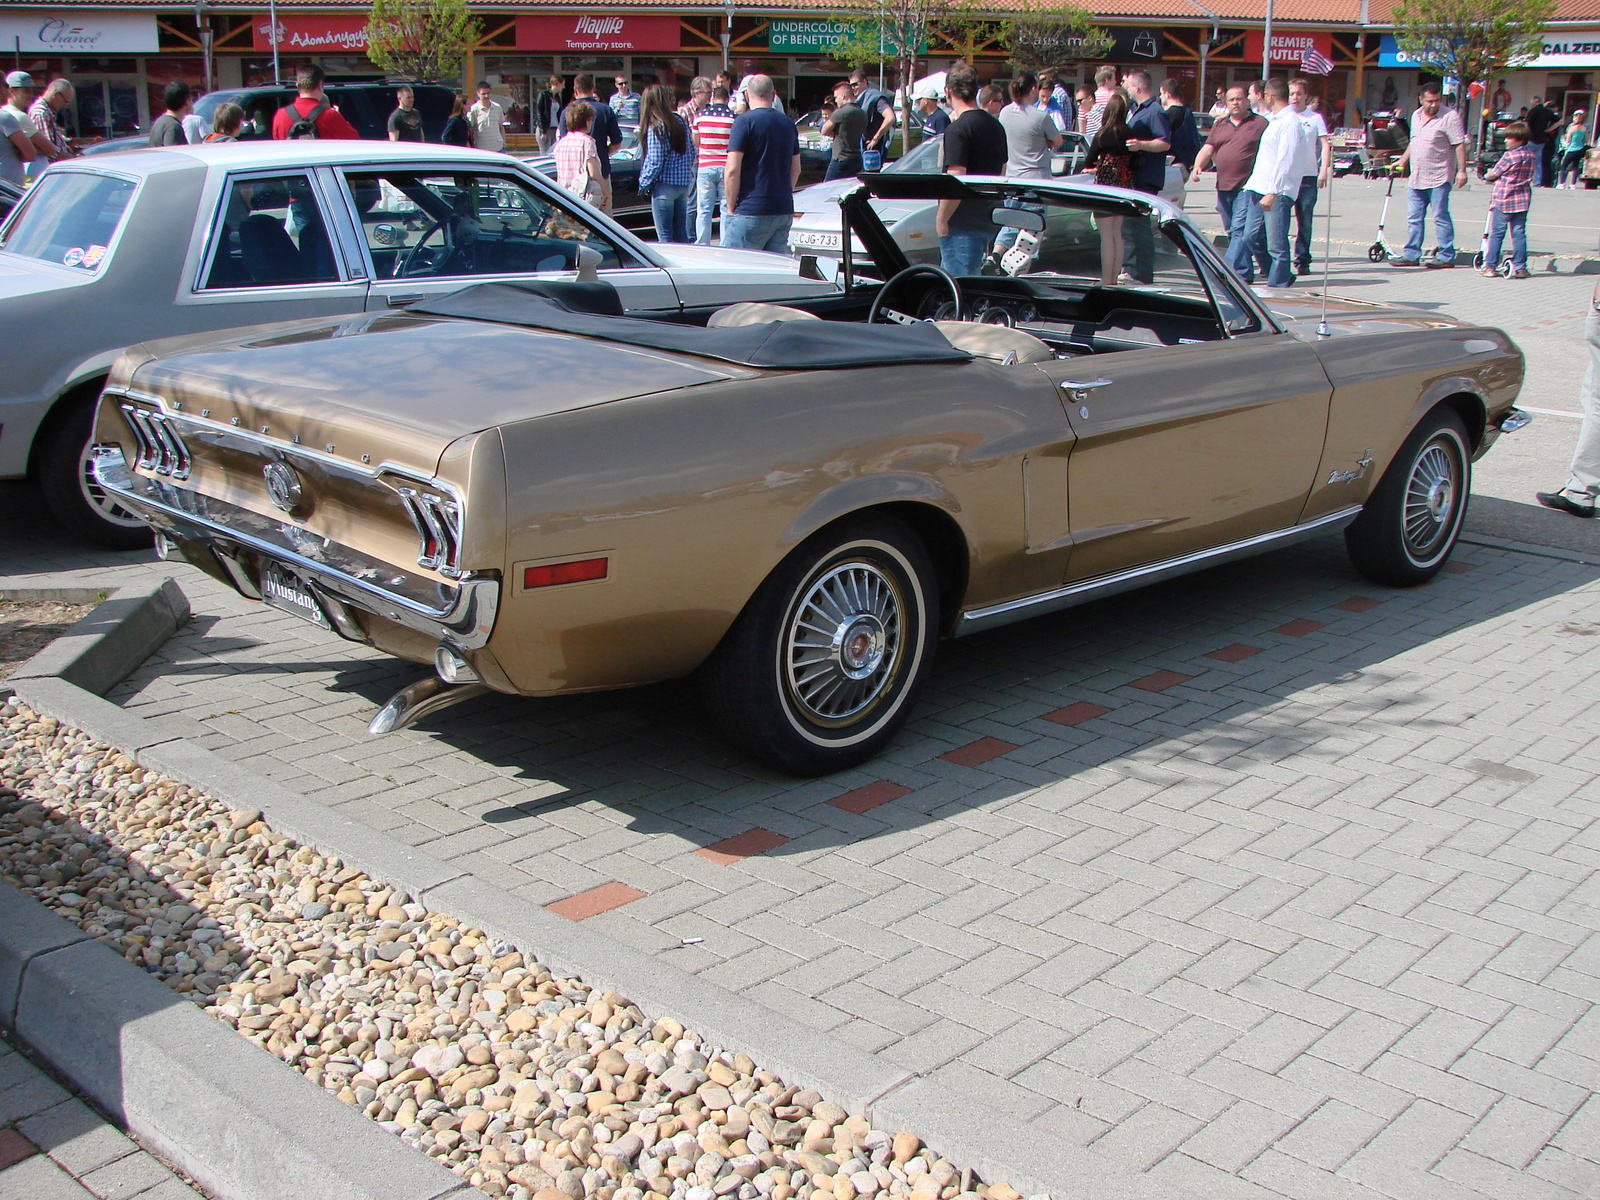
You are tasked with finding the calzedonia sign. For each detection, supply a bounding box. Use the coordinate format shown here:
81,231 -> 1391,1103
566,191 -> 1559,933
515,13 -> 681,52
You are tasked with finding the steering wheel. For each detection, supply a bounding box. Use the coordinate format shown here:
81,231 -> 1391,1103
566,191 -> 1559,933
396,215 -> 454,278
869,263 -> 964,325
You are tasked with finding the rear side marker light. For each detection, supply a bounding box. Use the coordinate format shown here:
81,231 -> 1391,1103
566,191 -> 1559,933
524,557 -> 608,588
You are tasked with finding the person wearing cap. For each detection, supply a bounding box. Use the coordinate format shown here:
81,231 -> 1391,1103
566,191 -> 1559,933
2,71 -> 42,186
914,82 -> 949,138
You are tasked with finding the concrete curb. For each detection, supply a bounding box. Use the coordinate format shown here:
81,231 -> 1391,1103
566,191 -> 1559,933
7,577 -> 1199,1200
1459,531 -> 1600,566
2,579 -> 472,1200
0,884 -> 473,1200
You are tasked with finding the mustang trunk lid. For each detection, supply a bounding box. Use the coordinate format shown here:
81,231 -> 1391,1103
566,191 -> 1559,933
128,311 -> 740,475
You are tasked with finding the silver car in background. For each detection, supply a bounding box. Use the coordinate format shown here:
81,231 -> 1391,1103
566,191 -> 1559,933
0,142 -> 839,547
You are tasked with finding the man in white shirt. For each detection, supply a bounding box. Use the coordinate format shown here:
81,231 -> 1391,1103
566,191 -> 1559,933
468,81 -> 506,152
1227,77 -> 1308,288
1288,76 -> 1331,279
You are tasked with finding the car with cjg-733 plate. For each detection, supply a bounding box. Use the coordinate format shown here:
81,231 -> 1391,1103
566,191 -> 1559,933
89,171 -> 1529,774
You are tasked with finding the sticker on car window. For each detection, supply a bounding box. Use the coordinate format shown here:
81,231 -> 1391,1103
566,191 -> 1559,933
63,246 -> 85,268
83,244 -> 108,269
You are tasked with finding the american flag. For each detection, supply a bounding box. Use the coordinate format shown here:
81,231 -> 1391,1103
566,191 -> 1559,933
1301,45 -> 1334,75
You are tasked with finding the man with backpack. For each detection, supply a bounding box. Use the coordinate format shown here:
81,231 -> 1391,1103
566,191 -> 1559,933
271,66 -> 358,140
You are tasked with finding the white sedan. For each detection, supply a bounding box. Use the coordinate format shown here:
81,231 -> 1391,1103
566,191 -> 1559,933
0,142 -> 838,547
788,133 -> 1183,265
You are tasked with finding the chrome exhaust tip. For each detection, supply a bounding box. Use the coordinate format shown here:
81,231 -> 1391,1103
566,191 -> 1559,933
368,677 -> 488,736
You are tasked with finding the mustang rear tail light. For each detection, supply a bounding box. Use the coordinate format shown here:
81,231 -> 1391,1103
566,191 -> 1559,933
524,557 -> 608,589
120,403 -> 192,480
395,486 -> 463,578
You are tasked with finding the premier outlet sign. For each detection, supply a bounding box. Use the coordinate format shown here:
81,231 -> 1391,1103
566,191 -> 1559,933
515,13 -> 681,52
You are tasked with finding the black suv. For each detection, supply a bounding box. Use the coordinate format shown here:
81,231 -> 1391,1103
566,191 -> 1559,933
194,82 -> 455,142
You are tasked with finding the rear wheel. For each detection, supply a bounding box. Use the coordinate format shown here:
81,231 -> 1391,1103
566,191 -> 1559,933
1345,408 -> 1470,587
37,394 -> 153,551
700,516 -> 938,775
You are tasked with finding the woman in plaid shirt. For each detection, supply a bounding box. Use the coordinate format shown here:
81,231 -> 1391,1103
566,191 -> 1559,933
1482,122 -> 1535,279
638,84 -> 698,244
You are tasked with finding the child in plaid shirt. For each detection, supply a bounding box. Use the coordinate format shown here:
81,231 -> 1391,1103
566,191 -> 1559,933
1482,122 -> 1535,278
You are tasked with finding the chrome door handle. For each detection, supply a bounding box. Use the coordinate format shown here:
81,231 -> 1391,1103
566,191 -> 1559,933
386,293 -> 427,308
1059,378 -> 1112,391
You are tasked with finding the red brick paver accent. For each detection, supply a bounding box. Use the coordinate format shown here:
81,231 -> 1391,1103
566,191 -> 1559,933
829,781 -> 913,814
545,882 -> 646,921
1043,701 -> 1112,726
1128,670 -> 1193,692
1332,595 -> 1383,612
0,1129 -> 36,1171
695,828 -> 791,864
1206,643 -> 1263,663
1272,618 -> 1326,637
940,737 -> 1019,766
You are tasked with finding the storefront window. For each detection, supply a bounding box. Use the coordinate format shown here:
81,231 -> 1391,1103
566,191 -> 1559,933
485,57 -> 555,134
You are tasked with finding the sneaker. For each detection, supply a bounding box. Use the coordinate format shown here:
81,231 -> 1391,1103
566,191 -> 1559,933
1536,490 -> 1597,518
1510,266 -> 1531,279
1423,257 -> 1455,268
1477,267 -> 1501,277
1392,257 -> 1423,267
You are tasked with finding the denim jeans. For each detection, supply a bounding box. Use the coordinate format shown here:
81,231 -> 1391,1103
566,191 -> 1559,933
722,211 -> 793,253
824,154 -> 861,181
1403,182 -> 1455,263
1225,192 -> 1271,282
938,228 -> 990,276
694,166 -> 724,245
1123,211 -> 1155,282
1234,190 -> 1294,287
1293,175 -> 1318,270
649,183 -> 691,244
1216,187 -> 1245,239
1486,206 -> 1527,270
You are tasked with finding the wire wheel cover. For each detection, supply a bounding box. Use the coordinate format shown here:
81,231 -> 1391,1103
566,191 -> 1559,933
785,560 -> 906,725
1403,438 -> 1459,559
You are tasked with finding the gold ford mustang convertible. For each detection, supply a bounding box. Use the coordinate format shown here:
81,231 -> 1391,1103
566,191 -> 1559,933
92,173 -> 1529,774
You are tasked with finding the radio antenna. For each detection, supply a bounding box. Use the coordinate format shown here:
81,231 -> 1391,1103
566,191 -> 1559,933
1317,166 -> 1333,338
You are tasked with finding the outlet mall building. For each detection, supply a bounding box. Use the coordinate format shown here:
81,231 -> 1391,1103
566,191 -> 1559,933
3,0 -> 1599,139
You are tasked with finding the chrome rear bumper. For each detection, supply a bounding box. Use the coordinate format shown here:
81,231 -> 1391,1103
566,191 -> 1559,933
93,448 -> 499,651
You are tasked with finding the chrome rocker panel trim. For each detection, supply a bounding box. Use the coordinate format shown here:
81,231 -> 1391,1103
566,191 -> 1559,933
956,506 -> 1365,636
93,449 -> 499,650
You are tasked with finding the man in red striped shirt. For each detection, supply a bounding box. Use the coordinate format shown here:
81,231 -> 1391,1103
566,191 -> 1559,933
692,85 -> 736,245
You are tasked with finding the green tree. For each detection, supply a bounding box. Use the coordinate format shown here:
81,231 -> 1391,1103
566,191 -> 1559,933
1000,1 -> 1113,72
828,0 -> 983,147
1391,0 -> 1553,111
364,0 -> 481,84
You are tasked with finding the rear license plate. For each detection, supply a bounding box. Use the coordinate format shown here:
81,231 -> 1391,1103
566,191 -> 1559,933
260,563 -> 332,631
789,229 -> 842,251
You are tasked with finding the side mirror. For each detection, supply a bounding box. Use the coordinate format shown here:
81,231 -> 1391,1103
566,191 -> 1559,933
574,243 -> 602,283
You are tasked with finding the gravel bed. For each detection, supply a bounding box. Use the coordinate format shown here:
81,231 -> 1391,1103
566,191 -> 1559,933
0,698 -> 1038,1200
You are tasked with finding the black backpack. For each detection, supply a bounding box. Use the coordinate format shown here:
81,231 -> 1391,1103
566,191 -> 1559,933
285,101 -> 328,140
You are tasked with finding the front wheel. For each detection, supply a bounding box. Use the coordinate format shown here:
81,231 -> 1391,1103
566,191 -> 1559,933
700,516 -> 939,775
1345,408 -> 1471,587
38,395 -> 153,551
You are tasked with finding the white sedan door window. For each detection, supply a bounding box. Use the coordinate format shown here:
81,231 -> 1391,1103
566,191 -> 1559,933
203,173 -> 342,289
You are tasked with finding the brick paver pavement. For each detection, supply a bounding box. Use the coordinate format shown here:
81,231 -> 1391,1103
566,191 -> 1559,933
4,267 -> 1598,1200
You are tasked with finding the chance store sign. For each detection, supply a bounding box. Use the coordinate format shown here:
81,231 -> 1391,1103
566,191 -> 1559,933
0,10 -> 157,53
